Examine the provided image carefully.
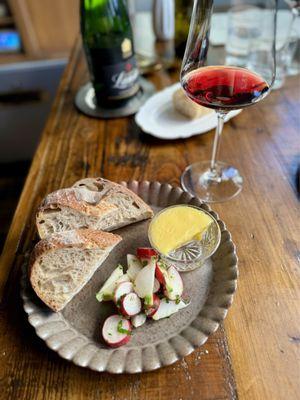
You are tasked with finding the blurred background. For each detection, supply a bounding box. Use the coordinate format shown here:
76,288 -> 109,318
0,0 -> 299,249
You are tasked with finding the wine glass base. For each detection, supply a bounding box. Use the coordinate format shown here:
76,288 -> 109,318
181,161 -> 243,203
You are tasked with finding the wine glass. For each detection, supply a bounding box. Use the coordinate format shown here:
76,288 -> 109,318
180,0 -> 277,203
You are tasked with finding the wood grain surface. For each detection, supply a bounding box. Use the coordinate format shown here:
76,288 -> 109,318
0,32 -> 300,400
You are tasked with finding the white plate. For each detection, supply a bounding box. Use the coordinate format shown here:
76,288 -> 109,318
135,83 -> 242,140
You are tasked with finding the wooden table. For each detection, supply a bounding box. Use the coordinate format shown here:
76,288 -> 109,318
1,29 -> 300,399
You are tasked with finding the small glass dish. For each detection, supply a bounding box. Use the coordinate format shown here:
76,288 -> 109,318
148,205 -> 221,272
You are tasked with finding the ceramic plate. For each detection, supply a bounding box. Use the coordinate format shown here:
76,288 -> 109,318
21,181 -> 238,374
135,83 -> 242,140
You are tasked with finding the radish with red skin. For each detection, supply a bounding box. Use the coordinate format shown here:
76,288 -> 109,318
99,251 -> 188,348
131,313 -> 147,328
136,247 -> 157,261
164,266 -> 183,300
134,258 -> 156,306
120,293 -> 142,317
153,278 -> 160,293
144,294 -> 160,317
102,315 -> 131,347
155,262 -> 168,285
113,281 -> 134,304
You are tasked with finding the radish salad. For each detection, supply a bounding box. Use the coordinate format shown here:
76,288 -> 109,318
96,248 -> 190,348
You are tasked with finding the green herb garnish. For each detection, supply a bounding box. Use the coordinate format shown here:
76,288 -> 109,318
144,295 -> 152,306
117,320 -> 131,335
157,260 -> 167,269
175,296 -> 181,304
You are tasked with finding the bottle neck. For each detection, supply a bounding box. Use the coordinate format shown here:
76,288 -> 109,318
81,0 -> 132,39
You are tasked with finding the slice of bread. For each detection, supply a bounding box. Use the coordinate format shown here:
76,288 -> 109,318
36,178 -> 153,239
172,88 -> 213,119
29,229 -> 122,312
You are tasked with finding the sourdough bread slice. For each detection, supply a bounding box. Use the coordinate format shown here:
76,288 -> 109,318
36,178 -> 153,238
29,229 -> 122,312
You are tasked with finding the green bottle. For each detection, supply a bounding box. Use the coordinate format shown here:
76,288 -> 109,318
175,0 -> 193,58
81,0 -> 140,107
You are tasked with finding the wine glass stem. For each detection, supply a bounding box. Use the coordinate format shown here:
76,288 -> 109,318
210,111 -> 227,173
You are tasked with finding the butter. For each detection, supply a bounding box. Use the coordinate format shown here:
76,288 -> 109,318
149,205 -> 213,255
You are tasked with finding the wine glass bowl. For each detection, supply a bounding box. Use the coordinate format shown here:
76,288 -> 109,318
180,0 -> 277,203
182,66 -> 270,111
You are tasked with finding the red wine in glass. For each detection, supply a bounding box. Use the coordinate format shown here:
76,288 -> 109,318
180,0 -> 276,203
182,66 -> 270,111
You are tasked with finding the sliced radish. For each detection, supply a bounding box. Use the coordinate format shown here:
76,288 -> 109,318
155,261 -> 169,285
100,273 -> 130,300
96,264 -> 124,302
131,313 -> 147,328
152,298 -> 190,320
144,294 -> 160,317
114,281 -> 134,304
164,266 -> 183,300
120,293 -> 142,317
127,254 -> 143,280
137,247 -> 157,261
102,315 -> 131,348
134,258 -> 156,306
117,273 -> 130,284
153,278 -> 160,293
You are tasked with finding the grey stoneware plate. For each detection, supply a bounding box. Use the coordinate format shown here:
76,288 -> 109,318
21,181 -> 238,374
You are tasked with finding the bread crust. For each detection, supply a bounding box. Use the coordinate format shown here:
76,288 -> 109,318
73,178 -> 153,216
29,229 -> 122,311
37,187 -> 117,216
36,178 -> 153,238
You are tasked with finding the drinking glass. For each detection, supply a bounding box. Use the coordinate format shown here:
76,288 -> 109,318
180,0 -> 277,203
225,5 -> 262,67
247,4 -> 293,90
284,0 -> 300,75
286,26 -> 300,75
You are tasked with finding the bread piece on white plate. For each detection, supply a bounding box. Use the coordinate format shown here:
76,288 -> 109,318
172,88 -> 213,120
36,178 -> 153,239
29,229 -> 122,312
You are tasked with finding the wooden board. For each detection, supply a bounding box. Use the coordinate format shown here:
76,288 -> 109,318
0,38 -> 299,400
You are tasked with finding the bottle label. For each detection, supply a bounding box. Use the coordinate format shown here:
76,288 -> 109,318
85,39 -> 140,103
88,50 -> 139,101
106,57 -> 139,99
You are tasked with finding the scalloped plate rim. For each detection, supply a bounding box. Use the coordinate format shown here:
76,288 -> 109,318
21,180 -> 238,374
